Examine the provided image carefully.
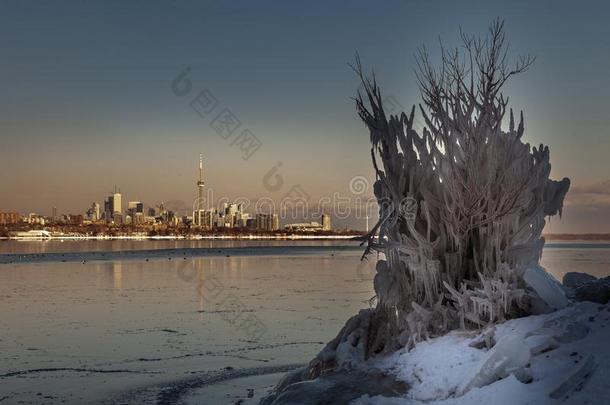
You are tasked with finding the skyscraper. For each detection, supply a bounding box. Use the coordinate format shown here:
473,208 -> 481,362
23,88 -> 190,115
255,213 -> 279,231
112,186 -> 122,215
104,186 -> 122,222
87,202 -> 101,221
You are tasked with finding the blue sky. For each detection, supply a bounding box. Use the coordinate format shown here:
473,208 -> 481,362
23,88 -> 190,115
1,0 -> 609,232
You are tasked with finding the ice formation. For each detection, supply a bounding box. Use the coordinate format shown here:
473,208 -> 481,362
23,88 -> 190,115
262,20 -> 582,405
309,19 -> 570,375
365,20 -> 566,353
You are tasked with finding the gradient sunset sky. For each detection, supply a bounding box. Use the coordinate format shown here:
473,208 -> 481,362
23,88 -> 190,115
1,0 -> 609,232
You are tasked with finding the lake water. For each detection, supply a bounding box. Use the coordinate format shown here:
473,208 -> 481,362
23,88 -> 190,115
1,240 -> 609,404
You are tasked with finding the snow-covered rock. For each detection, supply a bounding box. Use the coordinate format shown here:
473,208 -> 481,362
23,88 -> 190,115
265,301 -> 608,405
348,301 -> 608,405
563,272 -> 610,304
562,272 -> 597,289
574,277 -> 610,304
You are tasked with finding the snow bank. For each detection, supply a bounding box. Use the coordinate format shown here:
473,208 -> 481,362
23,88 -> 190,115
351,301 -> 608,405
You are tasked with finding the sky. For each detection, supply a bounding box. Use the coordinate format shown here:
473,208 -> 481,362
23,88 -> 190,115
1,0 -> 609,232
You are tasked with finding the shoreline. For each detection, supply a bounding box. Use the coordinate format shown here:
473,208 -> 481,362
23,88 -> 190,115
3,235 -> 609,242
0,234 -> 362,241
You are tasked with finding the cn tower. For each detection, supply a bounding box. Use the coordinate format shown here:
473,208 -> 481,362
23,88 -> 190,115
195,154 -> 205,226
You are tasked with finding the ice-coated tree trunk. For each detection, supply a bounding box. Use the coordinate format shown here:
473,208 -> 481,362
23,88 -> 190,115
307,20 -> 570,376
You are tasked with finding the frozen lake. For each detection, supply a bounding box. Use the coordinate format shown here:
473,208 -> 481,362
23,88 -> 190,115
1,240 -> 609,404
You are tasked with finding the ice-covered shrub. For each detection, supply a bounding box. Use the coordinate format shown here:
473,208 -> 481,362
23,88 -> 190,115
351,19 -> 570,357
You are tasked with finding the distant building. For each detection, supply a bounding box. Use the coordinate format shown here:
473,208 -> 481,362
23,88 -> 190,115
272,214 -> 279,231
67,214 -> 84,226
133,212 -> 145,225
0,212 -> 21,225
51,206 -> 58,221
202,209 -> 216,229
113,212 -> 124,225
284,221 -> 323,232
26,213 -> 45,225
104,198 -> 112,220
256,213 -> 279,231
255,214 -> 266,231
11,230 -> 51,239
86,202 -> 101,221
104,186 -> 122,222
322,214 -> 331,231
112,191 -> 122,215
128,201 -> 143,212
127,201 -> 144,223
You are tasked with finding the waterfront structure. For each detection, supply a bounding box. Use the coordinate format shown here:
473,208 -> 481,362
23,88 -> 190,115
10,230 -> 51,239
284,221 -> 323,232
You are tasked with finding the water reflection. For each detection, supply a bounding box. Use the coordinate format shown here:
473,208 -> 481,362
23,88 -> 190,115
113,262 -> 122,290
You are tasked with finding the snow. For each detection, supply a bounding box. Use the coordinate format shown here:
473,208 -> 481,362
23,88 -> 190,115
460,333 -> 531,392
350,301 -> 609,405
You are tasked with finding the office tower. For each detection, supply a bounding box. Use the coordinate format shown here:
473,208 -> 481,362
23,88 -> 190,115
256,213 -> 278,231
127,201 -> 141,214
52,206 -> 57,221
126,201 -> 142,224
128,201 -> 141,211
271,214 -> 279,231
93,203 -> 100,221
104,198 -> 112,221
322,214 -> 331,231
255,213 -> 267,231
87,202 -> 100,221
112,186 -> 122,215
202,209 -> 216,229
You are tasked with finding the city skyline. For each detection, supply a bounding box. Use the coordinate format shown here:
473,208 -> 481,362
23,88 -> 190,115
2,1 -> 610,232
1,154 -> 339,233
